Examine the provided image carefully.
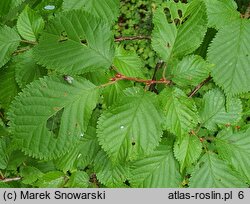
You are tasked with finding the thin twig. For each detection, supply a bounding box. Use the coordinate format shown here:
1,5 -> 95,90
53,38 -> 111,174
13,47 -> 30,54
152,60 -> 165,81
97,79 -> 122,88
98,73 -> 171,89
119,75 -> 171,85
149,60 -> 165,93
21,40 -> 38,45
111,65 -> 119,72
0,177 -> 21,183
0,111 -> 4,120
188,76 -> 212,98
115,35 -> 151,42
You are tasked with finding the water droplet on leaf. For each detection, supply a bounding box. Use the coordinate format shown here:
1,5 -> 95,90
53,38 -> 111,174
44,5 -> 55,10
120,125 -> 125,129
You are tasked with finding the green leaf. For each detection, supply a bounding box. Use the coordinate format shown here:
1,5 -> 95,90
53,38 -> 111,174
199,89 -> 242,130
152,0 -> 207,62
34,10 -> 114,74
0,119 -> 9,137
14,49 -> 46,89
216,128 -> 250,183
189,152 -> 247,187
32,160 -> 56,174
152,8 -> 176,62
62,0 -> 119,23
19,166 -> 44,184
77,127 -> 101,167
94,151 -> 129,187
0,0 -> 25,23
17,6 -> 44,41
0,182 -> 10,188
56,125 -> 100,172
113,46 -> 145,78
8,76 -> 99,159
55,143 -> 81,172
11,0 -> 24,8
35,171 -> 65,187
0,137 -> 9,169
203,0 -> 240,29
174,135 -> 202,172
6,151 -> 27,171
73,109 -> 101,169
83,70 -> 108,86
160,87 -> 199,137
0,0 -> 24,17
163,0 -> 188,22
171,55 -> 213,87
130,140 -> 182,187
0,0 -> 11,16
0,64 -> 19,109
208,19 -> 250,95
0,26 -> 20,68
102,80 -> 128,107
194,28 -> 217,58
97,87 -> 163,162
65,171 -> 89,188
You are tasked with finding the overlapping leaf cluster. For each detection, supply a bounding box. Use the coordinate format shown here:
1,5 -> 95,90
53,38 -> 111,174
0,0 -> 250,188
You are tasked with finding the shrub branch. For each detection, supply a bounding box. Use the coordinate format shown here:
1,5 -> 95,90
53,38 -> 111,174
114,35 -> 151,42
0,177 -> 21,183
149,60 -> 165,93
21,40 -> 38,45
99,73 -> 171,88
188,76 -> 212,98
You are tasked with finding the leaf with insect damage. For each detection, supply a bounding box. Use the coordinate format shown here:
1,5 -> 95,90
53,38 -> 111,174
8,76 -> 99,159
34,10 -> 114,74
152,0 -> 207,62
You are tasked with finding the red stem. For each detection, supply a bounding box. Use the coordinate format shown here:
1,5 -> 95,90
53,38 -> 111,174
99,73 -> 171,88
116,73 -> 171,85
115,36 -> 151,42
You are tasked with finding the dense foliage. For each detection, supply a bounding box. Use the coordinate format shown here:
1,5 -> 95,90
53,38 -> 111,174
0,0 -> 250,188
